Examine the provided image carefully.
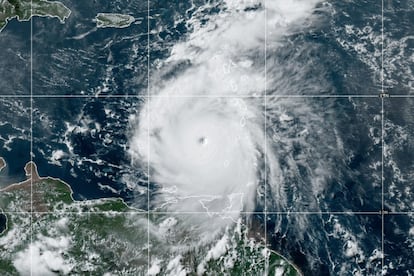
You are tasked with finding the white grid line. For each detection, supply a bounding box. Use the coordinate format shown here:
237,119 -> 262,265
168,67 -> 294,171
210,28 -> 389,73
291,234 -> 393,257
381,0 -> 385,273
147,0 -> 151,272
264,0 -> 269,274
0,94 -> 388,98
381,97 -> 385,274
0,211 -> 398,215
30,0 -> 33,274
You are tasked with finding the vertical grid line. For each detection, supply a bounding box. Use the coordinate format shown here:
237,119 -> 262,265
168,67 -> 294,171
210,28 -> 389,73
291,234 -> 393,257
30,0 -> 33,275
381,0 -> 385,274
264,0 -> 268,274
381,97 -> 385,274
147,0 -> 151,273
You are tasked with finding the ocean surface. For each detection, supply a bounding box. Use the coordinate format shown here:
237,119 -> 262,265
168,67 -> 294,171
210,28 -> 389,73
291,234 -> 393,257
0,0 -> 413,274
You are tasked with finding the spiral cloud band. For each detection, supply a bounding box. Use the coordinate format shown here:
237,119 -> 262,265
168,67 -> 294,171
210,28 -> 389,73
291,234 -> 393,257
129,0 -> 322,218
134,96 -> 264,214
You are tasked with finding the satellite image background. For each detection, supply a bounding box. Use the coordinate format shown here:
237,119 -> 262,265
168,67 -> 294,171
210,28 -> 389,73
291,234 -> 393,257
0,0 -> 414,275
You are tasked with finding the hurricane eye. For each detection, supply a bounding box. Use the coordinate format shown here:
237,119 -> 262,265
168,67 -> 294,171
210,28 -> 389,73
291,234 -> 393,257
198,137 -> 208,145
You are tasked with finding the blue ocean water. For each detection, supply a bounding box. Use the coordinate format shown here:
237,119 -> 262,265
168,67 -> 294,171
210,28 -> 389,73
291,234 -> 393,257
0,0 -> 413,274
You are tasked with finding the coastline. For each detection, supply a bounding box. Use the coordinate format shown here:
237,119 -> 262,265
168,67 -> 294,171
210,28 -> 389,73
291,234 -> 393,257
0,158 -> 302,275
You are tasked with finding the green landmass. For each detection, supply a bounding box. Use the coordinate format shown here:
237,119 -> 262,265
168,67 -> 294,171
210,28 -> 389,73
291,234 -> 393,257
0,0 -> 71,32
0,162 -> 134,213
95,13 -> 135,29
0,160 -> 301,275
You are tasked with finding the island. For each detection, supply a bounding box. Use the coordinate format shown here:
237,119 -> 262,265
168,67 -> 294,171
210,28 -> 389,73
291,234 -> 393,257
95,13 -> 135,29
0,157 -> 5,172
0,0 -> 71,32
0,159 -> 301,275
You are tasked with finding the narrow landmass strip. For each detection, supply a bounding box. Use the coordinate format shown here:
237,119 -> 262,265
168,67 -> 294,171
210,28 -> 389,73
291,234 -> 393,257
0,160 -> 133,213
0,0 -> 71,32
95,13 -> 135,29
0,160 -> 301,275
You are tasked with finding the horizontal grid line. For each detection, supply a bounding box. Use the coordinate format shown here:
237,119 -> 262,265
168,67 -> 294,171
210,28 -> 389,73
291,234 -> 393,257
1,211 -> 411,215
0,94 -> 394,98
388,95 -> 414,98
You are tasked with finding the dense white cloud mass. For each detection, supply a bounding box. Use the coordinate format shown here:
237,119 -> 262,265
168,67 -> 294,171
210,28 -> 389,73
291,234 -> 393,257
132,96 -> 263,215
129,0 -> 323,233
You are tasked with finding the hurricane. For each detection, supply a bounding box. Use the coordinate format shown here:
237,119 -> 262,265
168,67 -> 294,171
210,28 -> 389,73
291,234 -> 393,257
129,0 -> 323,214
1,0 -> 411,274
128,0 -> 384,273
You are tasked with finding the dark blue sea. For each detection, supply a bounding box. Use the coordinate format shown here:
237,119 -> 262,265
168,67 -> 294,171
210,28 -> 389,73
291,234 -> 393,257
0,0 -> 413,274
